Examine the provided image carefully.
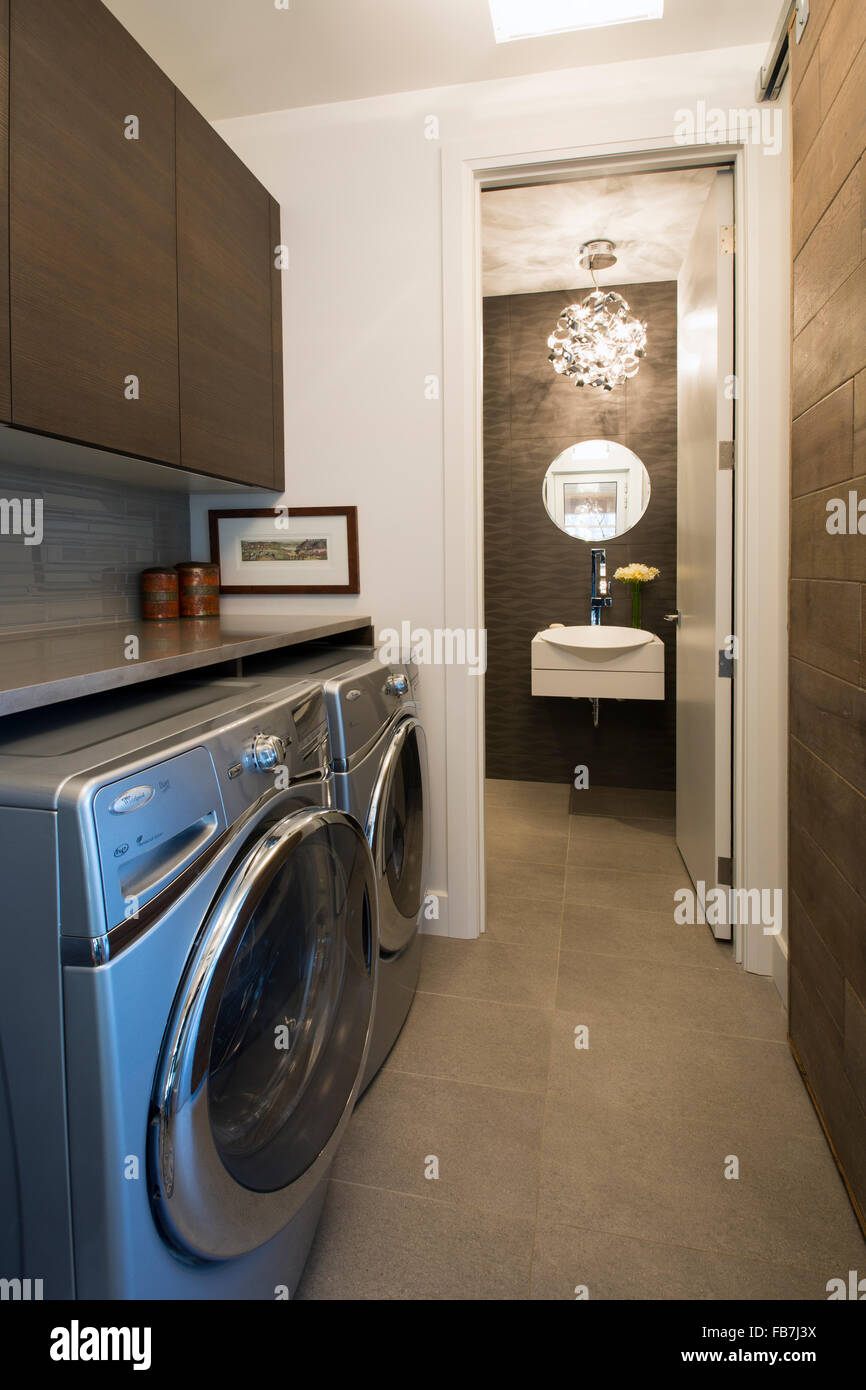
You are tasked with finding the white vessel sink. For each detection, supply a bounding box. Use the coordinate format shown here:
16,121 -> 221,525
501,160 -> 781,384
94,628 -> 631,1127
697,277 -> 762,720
539,625 -> 655,656
531,625 -> 664,700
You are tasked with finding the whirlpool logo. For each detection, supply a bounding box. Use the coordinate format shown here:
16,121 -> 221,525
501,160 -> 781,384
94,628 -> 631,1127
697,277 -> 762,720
49,1321 -> 152,1371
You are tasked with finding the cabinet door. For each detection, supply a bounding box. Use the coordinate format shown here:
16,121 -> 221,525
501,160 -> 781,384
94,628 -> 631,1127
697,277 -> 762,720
176,93 -> 281,488
0,0 -> 10,423
9,0 -> 179,462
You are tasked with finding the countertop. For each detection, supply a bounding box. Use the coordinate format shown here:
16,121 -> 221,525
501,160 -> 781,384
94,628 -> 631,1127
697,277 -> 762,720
0,614 -> 373,716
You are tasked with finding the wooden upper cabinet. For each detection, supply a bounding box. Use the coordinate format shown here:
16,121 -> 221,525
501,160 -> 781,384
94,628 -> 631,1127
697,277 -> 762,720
176,93 -> 283,488
0,0 -> 11,423
9,0 -> 180,463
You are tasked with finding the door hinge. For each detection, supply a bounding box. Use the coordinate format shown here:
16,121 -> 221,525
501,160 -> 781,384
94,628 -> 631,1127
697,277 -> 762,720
718,441 -> 735,471
717,856 -> 733,887
795,0 -> 810,43
720,225 -> 735,255
718,649 -> 734,679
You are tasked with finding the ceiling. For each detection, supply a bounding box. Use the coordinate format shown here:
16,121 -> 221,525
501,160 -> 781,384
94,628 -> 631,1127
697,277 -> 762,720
481,167 -> 717,296
103,0 -> 782,120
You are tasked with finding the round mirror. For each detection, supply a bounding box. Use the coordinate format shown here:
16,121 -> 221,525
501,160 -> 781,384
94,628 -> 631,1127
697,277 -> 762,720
541,440 -> 651,542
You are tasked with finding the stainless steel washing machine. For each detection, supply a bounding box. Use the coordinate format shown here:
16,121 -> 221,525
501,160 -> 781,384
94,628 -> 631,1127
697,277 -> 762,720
0,674 -> 378,1299
247,646 -> 429,1092
325,656 -> 428,1090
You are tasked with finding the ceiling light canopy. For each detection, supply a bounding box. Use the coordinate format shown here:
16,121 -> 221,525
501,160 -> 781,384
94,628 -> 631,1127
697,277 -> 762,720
489,0 -> 664,44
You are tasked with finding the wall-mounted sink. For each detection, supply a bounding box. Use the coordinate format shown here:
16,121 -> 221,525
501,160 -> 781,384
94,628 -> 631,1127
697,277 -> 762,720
532,625 -> 664,700
539,625 -> 655,657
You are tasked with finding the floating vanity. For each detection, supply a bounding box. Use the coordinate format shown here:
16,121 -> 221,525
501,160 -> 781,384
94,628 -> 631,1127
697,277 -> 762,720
531,624 -> 665,700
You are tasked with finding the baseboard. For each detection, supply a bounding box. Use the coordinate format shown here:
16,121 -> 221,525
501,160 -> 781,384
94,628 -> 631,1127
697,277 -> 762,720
788,1038 -> 866,1241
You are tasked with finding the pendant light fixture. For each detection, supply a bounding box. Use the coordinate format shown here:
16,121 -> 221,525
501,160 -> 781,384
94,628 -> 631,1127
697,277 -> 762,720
547,240 -> 648,392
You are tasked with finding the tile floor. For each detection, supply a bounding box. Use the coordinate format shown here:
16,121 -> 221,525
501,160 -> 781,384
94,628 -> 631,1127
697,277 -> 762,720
297,779 -> 865,1300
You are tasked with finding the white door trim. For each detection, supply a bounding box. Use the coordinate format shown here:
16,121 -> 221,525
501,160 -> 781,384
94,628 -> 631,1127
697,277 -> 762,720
441,129 -> 790,983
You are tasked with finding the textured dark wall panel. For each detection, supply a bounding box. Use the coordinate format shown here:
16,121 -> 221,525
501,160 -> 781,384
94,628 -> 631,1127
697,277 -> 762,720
483,281 -> 678,789
788,0 -> 866,1229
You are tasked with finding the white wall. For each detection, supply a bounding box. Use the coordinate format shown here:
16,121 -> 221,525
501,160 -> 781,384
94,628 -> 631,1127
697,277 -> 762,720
189,42 -> 784,931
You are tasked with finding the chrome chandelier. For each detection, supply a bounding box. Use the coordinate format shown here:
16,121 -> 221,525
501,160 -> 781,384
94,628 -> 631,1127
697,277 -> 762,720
548,240 -> 647,392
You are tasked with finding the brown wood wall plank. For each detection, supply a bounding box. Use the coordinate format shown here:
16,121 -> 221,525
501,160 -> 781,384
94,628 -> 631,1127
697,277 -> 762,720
789,0 -> 866,1231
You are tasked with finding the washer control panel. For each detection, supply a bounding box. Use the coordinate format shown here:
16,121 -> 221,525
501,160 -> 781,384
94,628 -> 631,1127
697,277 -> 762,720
93,747 -> 227,929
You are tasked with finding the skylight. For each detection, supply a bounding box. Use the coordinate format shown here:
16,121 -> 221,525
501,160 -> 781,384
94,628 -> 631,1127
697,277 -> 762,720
488,0 -> 665,44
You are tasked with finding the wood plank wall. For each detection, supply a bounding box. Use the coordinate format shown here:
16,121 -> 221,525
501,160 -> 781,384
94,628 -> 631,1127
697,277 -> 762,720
788,0 -> 866,1228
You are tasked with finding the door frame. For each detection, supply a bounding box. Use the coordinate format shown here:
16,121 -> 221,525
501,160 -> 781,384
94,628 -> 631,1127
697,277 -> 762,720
441,129 -> 790,984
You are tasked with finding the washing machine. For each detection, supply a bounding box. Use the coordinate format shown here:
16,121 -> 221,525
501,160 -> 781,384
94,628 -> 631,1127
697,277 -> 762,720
0,673 -> 378,1299
250,646 -> 429,1091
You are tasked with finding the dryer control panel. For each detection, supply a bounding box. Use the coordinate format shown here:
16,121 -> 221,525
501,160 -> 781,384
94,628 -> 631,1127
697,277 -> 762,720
93,747 -> 227,929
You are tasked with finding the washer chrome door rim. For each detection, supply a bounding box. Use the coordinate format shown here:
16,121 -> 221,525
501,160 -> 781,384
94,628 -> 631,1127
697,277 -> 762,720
149,807 -> 378,1262
366,716 -> 428,955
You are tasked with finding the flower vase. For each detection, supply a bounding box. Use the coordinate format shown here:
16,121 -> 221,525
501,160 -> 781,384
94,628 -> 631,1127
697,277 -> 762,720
630,583 -> 642,630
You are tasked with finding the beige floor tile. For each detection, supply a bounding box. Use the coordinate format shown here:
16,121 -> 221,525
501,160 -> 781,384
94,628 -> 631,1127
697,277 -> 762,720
334,1070 -> 545,1222
567,829 -> 687,877
547,1010 -> 821,1137
564,865 -> 688,913
296,1181 -> 534,1300
566,814 -> 677,846
536,1094 -> 866,1271
487,854 -> 566,903
384,990 -> 553,1093
485,801 -> 570,842
486,778 -> 571,812
485,889 -> 563,946
559,901 -> 735,971
418,936 -> 558,1010
485,823 -> 572,868
530,1222 -> 834,1301
556,947 -> 787,1042
570,786 -> 675,819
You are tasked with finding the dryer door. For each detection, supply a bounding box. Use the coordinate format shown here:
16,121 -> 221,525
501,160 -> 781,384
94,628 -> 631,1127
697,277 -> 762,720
149,807 -> 377,1262
367,716 -> 428,955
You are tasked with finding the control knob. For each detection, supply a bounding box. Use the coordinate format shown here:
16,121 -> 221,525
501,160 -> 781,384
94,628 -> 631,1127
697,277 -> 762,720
244,733 -> 288,773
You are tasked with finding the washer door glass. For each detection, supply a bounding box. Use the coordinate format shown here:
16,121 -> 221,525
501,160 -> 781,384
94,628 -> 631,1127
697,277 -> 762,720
209,814 -> 371,1192
369,718 -> 427,953
150,807 -> 376,1261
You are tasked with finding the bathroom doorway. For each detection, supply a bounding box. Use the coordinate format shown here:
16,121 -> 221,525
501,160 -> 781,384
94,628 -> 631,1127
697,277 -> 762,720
478,159 -> 736,946
440,135 -> 789,986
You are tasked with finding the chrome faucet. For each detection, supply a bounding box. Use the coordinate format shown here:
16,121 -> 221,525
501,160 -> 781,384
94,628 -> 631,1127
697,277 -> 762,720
590,548 -> 612,625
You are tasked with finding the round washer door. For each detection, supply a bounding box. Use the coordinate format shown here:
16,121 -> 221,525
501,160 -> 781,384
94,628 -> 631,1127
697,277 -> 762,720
367,716 -> 428,955
149,807 -> 377,1262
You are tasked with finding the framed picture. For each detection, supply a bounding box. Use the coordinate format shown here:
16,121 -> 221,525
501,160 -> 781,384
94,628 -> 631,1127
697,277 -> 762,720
208,507 -> 360,595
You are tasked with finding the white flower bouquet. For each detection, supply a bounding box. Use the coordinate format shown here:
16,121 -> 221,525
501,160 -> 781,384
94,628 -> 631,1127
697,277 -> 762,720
613,563 -> 660,629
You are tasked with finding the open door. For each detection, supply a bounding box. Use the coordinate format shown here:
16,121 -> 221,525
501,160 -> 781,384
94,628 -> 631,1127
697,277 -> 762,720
675,169 -> 735,940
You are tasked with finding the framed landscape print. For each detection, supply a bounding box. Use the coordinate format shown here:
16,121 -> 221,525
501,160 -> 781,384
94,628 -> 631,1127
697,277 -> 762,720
208,507 -> 360,595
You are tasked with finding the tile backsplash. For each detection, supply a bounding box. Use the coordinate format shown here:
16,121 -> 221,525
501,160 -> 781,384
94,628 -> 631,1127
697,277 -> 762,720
0,461 -> 190,631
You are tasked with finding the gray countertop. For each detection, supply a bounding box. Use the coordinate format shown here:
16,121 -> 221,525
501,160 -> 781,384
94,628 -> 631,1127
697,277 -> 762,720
0,614 -> 373,716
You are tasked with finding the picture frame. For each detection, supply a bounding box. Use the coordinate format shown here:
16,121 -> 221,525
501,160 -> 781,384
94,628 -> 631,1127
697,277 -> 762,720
208,506 -> 360,595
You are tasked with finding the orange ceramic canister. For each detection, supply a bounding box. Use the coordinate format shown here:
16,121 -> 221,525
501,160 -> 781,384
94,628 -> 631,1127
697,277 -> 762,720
140,567 -> 179,620
175,561 -> 220,618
